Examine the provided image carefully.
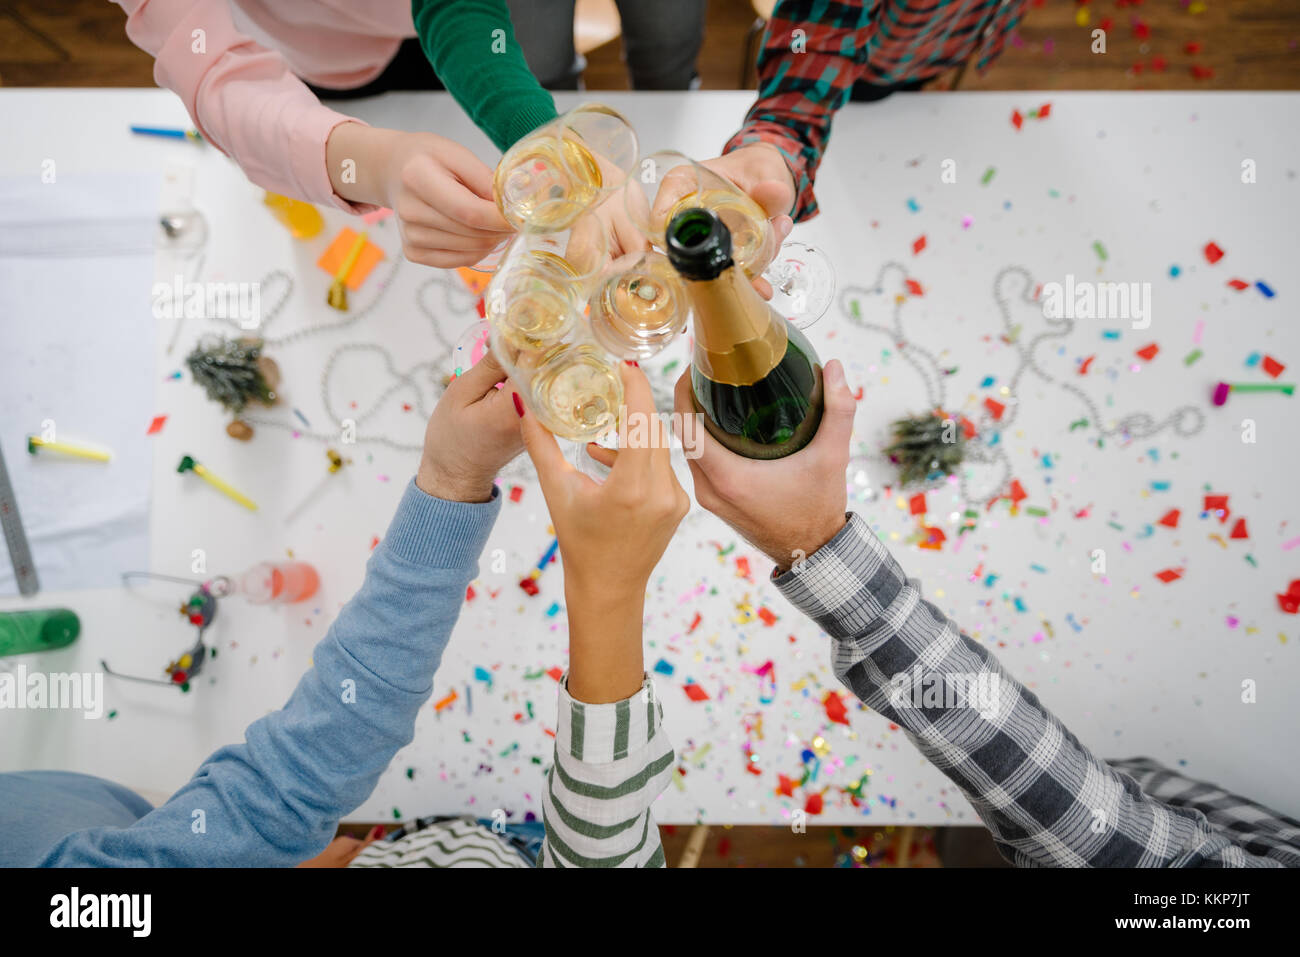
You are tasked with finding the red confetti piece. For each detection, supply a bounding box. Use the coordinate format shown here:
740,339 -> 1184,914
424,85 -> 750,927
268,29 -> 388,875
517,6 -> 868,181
1078,355 -> 1095,375
904,278 -> 925,296
757,606 -> 778,626
519,577 -> 539,596
1262,355 -> 1286,379
682,683 -> 709,702
1008,479 -> 1028,504
1038,102 -> 1051,118
1011,109 -> 1024,130
1203,241 -> 1224,264
912,235 -> 927,255
735,556 -> 752,580
687,611 -> 702,633
1100,17 -> 1113,30
909,492 -> 928,516
776,774 -> 798,797
546,666 -> 563,681
1229,518 -> 1249,540
824,691 -> 850,726
918,525 -> 947,550
1155,568 -> 1184,583
475,297 -> 486,319
1191,64 -> 1215,80
1278,593 -> 1300,615
1184,41 -> 1202,54
1204,494 -> 1229,513
1157,509 -> 1180,528
508,485 -> 524,502
1136,343 -> 1159,361
1151,55 -> 1167,72
145,415 -> 167,435
369,535 -> 380,550
465,585 -> 476,601
1133,20 -> 1150,40
1227,279 -> 1250,291
984,397 -> 1006,420
960,416 -> 977,439
804,792 -> 824,815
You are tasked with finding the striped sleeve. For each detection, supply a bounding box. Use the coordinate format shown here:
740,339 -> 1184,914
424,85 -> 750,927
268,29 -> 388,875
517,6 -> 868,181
773,513 -> 1284,868
540,673 -> 675,868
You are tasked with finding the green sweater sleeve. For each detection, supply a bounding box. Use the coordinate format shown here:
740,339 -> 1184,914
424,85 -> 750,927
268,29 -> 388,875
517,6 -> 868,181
412,0 -> 560,152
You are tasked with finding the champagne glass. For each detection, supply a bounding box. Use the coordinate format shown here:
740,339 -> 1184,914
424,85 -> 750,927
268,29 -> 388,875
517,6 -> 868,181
493,102 -> 639,235
484,211 -> 609,351
624,149 -> 835,328
589,250 -> 690,361
489,320 -> 623,444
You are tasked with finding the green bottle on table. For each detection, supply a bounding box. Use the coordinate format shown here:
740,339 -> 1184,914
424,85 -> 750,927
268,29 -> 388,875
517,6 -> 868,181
0,608 -> 81,657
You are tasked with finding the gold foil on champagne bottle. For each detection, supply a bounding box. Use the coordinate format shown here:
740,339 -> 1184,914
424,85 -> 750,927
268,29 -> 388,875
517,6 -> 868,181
686,264 -> 788,387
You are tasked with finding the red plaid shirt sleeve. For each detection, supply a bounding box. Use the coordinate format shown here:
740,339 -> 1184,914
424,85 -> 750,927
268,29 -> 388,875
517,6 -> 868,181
724,1 -> 876,222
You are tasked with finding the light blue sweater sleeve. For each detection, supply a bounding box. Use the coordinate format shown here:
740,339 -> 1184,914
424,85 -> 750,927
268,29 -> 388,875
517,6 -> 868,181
34,479 -> 501,867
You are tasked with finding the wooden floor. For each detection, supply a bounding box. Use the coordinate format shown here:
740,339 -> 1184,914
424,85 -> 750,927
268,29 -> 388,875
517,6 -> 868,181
2,0 -> 1297,90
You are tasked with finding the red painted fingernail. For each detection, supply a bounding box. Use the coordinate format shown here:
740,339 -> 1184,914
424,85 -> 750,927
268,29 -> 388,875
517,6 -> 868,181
512,392 -> 525,417
625,360 -> 639,367
369,825 -> 384,839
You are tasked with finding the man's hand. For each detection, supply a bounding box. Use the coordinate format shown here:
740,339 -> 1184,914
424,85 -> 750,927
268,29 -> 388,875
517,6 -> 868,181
416,352 -> 524,504
519,363 -> 689,703
674,358 -> 855,571
327,123 -> 511,268
703,142 -> 796,228
702,143 -> 796,298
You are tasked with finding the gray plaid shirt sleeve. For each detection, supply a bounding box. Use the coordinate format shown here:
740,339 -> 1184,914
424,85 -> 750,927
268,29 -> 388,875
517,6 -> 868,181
774,513 -> 1285,867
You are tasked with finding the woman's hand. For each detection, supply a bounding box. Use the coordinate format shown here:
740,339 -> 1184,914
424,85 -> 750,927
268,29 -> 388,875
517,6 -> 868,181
327,123 -> 512,268
519,363 -> 689,702
416,351 -> 524,504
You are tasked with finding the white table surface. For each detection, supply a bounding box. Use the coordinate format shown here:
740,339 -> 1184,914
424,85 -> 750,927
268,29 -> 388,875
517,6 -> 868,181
1,89 -> 1297,827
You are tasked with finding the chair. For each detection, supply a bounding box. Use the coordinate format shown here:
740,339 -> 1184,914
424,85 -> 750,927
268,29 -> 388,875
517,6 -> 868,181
740,0 -> 776,89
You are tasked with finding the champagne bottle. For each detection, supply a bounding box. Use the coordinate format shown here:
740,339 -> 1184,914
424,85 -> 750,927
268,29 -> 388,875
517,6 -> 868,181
666,208 -> 824,459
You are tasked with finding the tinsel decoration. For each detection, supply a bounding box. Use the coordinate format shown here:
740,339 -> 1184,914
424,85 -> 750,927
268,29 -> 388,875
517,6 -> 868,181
186,336 -> 280,439
883,411 -> 966,486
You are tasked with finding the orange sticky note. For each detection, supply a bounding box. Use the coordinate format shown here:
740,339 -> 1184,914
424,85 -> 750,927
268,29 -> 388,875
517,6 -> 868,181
456,267 -> 491,298
317,228 -> 384,291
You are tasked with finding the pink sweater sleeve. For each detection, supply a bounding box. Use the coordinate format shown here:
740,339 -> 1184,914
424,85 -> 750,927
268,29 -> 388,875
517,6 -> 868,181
115,0 -> 372,212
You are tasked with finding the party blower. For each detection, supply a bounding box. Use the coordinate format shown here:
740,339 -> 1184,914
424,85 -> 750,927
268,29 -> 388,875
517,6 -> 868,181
1211,381 -> 1295,406
177,454 -> 258,511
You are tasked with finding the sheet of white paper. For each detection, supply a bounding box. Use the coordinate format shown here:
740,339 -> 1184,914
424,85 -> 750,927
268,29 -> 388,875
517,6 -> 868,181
0,172 -> 160,594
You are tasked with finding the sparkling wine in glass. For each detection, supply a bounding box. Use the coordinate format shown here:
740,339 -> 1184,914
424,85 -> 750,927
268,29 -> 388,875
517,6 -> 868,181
493,103 -> 639,235
589,250 -> 690,361
625,150 -> 835,328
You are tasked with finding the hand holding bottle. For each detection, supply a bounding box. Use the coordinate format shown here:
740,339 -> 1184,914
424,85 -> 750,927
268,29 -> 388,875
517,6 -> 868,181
327,123 -> 511,268
673,358 -> 856,572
